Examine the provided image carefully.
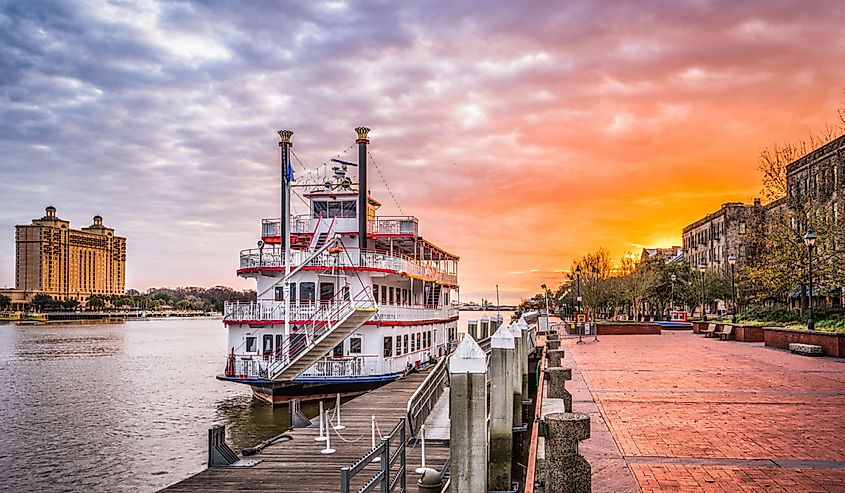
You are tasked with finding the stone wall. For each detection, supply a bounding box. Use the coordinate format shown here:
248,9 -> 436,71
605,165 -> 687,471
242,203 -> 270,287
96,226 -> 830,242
596,323 -> 661,335
733,325 -> 766,343
763,328 -> 845,357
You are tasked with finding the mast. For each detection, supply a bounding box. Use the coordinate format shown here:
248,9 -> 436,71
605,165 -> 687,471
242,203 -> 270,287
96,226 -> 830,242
278,129 -> 294,341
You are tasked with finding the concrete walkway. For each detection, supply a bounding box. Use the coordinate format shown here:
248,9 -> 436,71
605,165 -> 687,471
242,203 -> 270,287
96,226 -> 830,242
562,330 -> 845,492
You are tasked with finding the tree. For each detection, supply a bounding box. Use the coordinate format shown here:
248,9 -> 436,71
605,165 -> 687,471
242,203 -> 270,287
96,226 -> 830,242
620,256 -> 661,321
570,248 -> 613,321
31,294 -> 54,311
0,294 -> 10,310
86,295 -> 105,310
175,299 -> 192,311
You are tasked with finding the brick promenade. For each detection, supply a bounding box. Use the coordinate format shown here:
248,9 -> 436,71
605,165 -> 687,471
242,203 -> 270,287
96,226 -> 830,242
561,330 -> 845,492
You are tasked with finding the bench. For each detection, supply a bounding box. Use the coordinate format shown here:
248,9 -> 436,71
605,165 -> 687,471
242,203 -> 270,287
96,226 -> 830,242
789,343 -> 823,356
718,325 -> 734,341
703,324 -> 718,338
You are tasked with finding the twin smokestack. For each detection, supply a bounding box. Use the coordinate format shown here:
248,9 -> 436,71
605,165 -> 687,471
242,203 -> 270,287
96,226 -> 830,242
276,127 -> 371,251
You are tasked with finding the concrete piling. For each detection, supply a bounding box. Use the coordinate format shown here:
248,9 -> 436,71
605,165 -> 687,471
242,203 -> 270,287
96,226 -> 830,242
543,412 -> 591,493
489,323 -> 515,490
449,335 -> 488,493
467,318 -> 478,340
545,367 -> 573,412
512,321 -> 524,428
546,339 -> 561,350
516,317 -> 530,398
546,348 -> 565,368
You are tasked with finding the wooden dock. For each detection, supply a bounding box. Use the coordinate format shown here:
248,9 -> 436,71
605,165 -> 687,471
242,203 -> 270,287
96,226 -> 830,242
162,370 -> 450,492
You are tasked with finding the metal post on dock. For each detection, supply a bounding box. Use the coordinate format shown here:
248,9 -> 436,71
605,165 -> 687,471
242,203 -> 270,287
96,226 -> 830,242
321,410 -> 336,455
415,424 -> 427,473
315,400 -> 327,442
449,335 -> 488,493
489,323 -> 515,490
333,393 -> 345,430
371,415 -> 381,463
516,317 -> 530,398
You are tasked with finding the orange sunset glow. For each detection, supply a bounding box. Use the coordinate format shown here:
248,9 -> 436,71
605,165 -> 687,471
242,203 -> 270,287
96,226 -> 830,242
1,1 -> 844,303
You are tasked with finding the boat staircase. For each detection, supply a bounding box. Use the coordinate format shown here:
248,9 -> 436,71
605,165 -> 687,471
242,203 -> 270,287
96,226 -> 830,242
268,292 -> 377,381
308,215 -> 336,251
427,283 -> 442,306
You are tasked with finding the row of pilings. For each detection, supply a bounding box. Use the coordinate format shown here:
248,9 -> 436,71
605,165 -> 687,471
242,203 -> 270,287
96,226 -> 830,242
443,316 -> 591,493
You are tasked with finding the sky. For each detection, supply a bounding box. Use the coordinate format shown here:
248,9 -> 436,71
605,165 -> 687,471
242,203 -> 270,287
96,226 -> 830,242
1,0 -> 844,304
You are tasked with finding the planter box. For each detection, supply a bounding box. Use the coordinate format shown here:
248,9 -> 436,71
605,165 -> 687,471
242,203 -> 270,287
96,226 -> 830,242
763,327 -> 845,357
596,323 -> 661,335
692,322 -> 709,334
733,325 -> 765,343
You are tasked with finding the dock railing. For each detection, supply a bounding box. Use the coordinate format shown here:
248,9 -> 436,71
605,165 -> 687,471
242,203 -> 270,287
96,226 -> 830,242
340,418 -> 406,493
406,354 -> 450,438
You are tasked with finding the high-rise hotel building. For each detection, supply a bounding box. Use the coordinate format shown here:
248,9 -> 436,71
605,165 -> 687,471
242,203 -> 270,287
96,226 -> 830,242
10,206 -> 126,304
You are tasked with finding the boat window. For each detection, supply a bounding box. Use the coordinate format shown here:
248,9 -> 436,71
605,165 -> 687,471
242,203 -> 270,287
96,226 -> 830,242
320,282 -> 334,302
275,286 -> 284,302
416,332 -> 422,351
276,334 -> 284,351
327,201 -> 342,218
349,337 -> 362,354
290,284 -> 297,304
313,201 -> 328,217
395,336 -> 402,356
263,334 -> 273,355
383,337 -> 393,357
300,282 -> 315,303
402,289 -> 408,305
333,343 -> 343,357
410,333 -> 416,352
245,336 -> 257,353
381,286 -> 387,304
373,284 -> 380,303
343,285 -> 350,301
389,287 -> 394,304
403,334 -> 409,354
290,329 -> 306,357
342,201 -> 356,217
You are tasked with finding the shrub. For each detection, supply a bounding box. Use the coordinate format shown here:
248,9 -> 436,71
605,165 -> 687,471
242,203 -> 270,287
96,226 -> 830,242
738,304 -> 801,324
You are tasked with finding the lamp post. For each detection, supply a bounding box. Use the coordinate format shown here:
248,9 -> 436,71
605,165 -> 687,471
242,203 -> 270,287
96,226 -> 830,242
728,254 -> 737,324
257,239 -> 265,268
698,262 -> 707,322
575,266 -> 583,344
804,230 -> 817,331
670,273 -> 677,314
541,283 -> 550,317
591,267 -> 600,341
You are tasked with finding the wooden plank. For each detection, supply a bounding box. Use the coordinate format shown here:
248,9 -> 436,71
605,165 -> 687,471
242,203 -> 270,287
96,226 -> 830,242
161,369 -> 450,492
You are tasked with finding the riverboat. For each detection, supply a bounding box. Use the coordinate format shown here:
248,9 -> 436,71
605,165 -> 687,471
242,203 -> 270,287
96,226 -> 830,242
217,128 -> 460,404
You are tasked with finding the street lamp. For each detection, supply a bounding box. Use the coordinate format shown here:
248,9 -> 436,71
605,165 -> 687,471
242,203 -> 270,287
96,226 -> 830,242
804,230 -> 817,331
670,273 -> 677,313
698,262 -> 707,322
257,239 -> 265,268
575,266 -> 583,344
728,254 -> 738,323
541,283 -> 550,317
591,267 -> 600,342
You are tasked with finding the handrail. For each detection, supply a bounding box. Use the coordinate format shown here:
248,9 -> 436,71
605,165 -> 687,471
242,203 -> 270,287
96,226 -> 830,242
340,418 -> 406,493
406,353 -> 450,437
307,213 -> 323,250
525,340 -> 547,493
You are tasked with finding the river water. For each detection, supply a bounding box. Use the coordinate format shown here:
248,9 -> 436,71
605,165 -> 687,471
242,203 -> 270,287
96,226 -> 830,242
0,311 -> 510,492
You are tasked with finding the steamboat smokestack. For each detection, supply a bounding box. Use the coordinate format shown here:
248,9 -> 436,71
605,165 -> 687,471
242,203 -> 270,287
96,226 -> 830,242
278,129 -> 294,251
355,126 -> 370,251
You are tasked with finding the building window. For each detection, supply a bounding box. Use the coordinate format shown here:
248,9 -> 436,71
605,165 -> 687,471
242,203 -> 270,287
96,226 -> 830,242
245,336 -> 257,353
383,336 -> 393,357
300,282 -> 315,302
349,337 -> 362,354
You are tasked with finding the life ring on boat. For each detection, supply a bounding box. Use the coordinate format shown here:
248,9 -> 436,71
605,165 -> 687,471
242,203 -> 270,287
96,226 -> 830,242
328,246 -> 343,254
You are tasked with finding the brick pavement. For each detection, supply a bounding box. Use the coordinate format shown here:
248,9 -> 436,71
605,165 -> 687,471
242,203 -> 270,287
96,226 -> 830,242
562,330 -> 845,492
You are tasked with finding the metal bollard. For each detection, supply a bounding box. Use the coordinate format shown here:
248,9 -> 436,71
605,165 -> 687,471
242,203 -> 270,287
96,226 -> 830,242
417,467 -> 443,492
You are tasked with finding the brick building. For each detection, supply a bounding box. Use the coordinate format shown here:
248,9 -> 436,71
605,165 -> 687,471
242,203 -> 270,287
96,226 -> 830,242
3,206 -> 126,309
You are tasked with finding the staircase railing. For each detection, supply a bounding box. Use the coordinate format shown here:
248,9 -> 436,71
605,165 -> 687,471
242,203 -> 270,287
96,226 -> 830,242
264,286 -> 375,380
307,213 -> 323,250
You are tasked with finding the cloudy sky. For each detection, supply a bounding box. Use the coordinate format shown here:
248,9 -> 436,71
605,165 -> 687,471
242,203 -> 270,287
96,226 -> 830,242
1,0 -> 843,303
